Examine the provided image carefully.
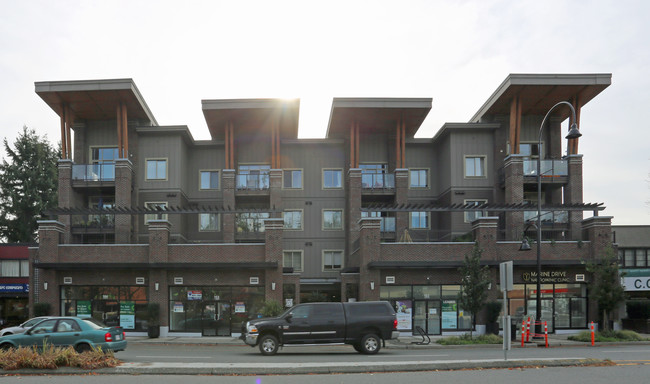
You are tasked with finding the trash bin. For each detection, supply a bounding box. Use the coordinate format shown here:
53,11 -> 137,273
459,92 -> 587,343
511,318 -> 518,341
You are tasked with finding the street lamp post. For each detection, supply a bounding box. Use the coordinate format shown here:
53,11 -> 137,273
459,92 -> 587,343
523,101 -> 582,340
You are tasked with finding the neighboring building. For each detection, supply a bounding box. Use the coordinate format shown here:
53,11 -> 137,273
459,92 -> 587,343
0,244 -> 31,326
30,73 -> 613,336
614,225 -> 650,313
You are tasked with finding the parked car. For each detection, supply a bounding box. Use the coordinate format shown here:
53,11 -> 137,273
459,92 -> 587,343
241,301 -> 399,355
0,316 -> 53,336
0,317 -> 126,353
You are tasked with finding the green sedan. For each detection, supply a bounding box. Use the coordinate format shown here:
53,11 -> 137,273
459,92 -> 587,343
0,317 -> 126,353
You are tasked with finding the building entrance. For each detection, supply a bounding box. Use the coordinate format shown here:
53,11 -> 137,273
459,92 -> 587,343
413,300 -> 441,335
200,301 -> 231,336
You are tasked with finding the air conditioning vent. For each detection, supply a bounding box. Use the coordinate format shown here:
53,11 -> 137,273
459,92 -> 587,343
250,277 -> 259,285
63,277 -> 72,284
136,277 -> 145,285
386,276 -> 396,284
174,277 -> 183,285
575,274 -> 585,282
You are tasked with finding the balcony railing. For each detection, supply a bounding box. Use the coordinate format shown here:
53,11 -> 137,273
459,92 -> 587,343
236,174 -> 270,190
523,159 -> 568,177
362,173 -> 395,189
524,210 -> 569,224
71,214 -> 115,230
72,163 -> 115,181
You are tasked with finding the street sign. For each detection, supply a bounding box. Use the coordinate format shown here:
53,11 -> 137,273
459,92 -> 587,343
500,261 -> 513,292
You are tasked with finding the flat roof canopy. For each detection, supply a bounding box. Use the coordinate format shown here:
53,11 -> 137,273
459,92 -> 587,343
202,98 -> 300,140
35,78 -> 157,124
326,98 -> 432,139
470,73 -> 611,122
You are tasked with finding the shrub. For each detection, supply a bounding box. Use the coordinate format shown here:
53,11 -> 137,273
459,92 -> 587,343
626,301 -> 650,319
567,330 -> 649,342
0,343 -> 121,371
436,333 -> 502,345
260,300 -> 283,317
486,301 -> 502,323
33,302 -> 51,317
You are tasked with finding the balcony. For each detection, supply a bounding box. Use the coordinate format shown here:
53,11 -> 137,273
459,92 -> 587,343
236,174 -> 270,195
71,214 -> 115,234
523,159 -> 568,182
379,217 -> 396,241
362,173 -> 395,195
235,213 -> 268,242
524,210 -> 568,224
72,163 -> 115,187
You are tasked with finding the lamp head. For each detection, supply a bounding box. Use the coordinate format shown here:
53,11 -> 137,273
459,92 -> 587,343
519,237 -> 532,251
566,123 -> 582,139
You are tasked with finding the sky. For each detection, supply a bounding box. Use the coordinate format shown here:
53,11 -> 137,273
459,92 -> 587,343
1,0 -> 649,225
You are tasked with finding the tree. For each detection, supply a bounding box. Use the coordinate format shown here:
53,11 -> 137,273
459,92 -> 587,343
457,243 -> 491,339
586,245 -> 626,332
0,126 -> 59,243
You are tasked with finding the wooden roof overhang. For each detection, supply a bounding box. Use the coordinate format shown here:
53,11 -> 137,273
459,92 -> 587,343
326,98 -> 432,139
470,73 -> 611,122
35,78 -> 157,124
202,98 -> 300,140
34,262 -> 278,270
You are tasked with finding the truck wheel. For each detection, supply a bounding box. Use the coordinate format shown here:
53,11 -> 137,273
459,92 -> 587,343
258,334 -> 279,356
360,333 -> 381,354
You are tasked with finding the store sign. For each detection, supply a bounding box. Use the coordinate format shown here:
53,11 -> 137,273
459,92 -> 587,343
442,300 -> 457,329
77,301 -> 92,318
0,284 -> 28,293
235,302 -> 246,313
522,270 -> 571,283
173,302 -> 184,313
395,300 -> 412,330
120,301 -> 135,330
621,269 -> 650,291
187,290 -> 202,300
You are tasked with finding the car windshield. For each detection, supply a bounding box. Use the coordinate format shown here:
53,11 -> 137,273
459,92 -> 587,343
22,318 -> 43,327
82,318 -> 107,330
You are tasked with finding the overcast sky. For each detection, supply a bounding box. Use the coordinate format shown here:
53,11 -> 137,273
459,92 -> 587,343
1,0 -> 649,225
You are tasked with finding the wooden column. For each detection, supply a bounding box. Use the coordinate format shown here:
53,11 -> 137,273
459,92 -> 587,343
229,122 -> 234,169
355,122 -> 359,168
350,122 -> 355,168
395,120 -> 401,168
570,96 -> 581,155
60,105 -> 67,159
225,122 -> 230,169
64,104 -> 73,160
116,104 -> 123,158
121,102 -> 129,158
509,96 -> 522,154
400,120 -> 405,168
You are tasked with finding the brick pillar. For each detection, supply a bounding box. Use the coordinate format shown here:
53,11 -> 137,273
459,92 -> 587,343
471,217 -> 498,262
57,160 -> 73,244
264,218 -> 284,302
347,168 -> 362,267
394,168 -> 409,240
565,155 -> 584,240
222,169 -> 235,242
269,169 -> 283,218
148,219 -> 171,263
503,155 -> 524,240
147,219 -> 170,331
582,216 -> 613,262
32,220 -> 65,316
359,217 -> 381,301
115,159 -> 134,243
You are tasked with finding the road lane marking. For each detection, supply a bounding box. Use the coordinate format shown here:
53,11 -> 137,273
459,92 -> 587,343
136,356 -> 213,359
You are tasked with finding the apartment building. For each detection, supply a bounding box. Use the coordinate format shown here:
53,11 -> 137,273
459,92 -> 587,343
30,73 -> 613,336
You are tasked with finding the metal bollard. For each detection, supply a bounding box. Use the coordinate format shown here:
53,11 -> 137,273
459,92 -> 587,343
544,321 -> 548,348
521,319 -> 525,347
590,321 -> 595,346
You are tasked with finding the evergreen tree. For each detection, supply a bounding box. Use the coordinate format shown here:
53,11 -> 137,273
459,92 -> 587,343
586,245 -> 626,331
0,126 -> 59,243
457,243 -> 491,338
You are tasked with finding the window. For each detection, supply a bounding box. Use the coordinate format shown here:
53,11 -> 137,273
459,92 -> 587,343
464,199 -> 487,223
283,169 -> 303,189
144,202 -> 168,224
283,210 -> 303,230
200,171 -> 219,190
409,211 -> 429,229
323,209 -> 343,230
323,250 -> 343,271
199,213 -> 219,231
409,169 -> 428,188
519,143 -> 543,158
146,159 -> 167,180
283,250 -> 303,272
91,147 -> 119,162
464,156 -> 486,178
0,260 -> 28,277
236,212 -> 269,233
323,169 -> 342,189
620,248 -> 650,267
237,165 -> 270,189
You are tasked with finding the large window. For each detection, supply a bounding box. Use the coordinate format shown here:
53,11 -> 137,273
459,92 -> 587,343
323,250 -> 343,271
146,159 -> 167,180
91,147 -> 119,162
144,202 -> 168,224
237,165 -> 270,190
409,169 -> 429,188
620,248 -> 650,267
464,199 -> 487,223
236,212 -> 269,233
199,213 -> 220,231
464,156 -> 486,178
323,209 -> 343,230
409,211 -> 429,229
323,169 -> 343,189
283,210 -> 303,230
283,251 -> 303,272
283,169 -> 303,189
200,170 -> 219,190
0,260 -> 29,277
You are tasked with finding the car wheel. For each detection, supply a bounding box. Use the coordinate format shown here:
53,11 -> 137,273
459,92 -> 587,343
360,333 -> 381,355
75,343 -> 92,353
1,332 -> 11,336
1,343 -> 14,351
258,334 -> 279,356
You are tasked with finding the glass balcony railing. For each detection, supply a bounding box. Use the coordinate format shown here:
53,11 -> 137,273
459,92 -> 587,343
72,163 -> 115,181
523,159 -> 568,177
524,210 -> 569,224
71,214 -> 115,229
236,174 -> 270,190
361,173 -> 395,189
380,217 -> 396,233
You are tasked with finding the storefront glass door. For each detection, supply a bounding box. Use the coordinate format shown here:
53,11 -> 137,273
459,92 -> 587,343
413,300 -> 441,335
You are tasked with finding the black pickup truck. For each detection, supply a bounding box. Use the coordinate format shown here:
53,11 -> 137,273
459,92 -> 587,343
240,301 -> 399,355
